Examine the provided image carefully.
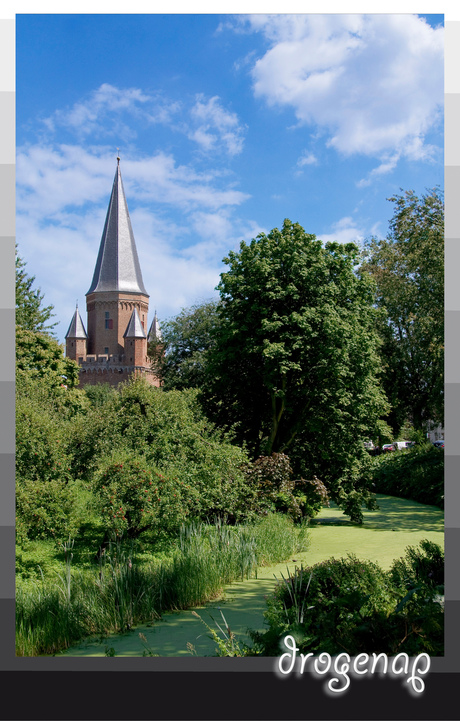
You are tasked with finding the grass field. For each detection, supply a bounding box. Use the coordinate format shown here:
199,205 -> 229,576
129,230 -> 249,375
61,494 -> 444,657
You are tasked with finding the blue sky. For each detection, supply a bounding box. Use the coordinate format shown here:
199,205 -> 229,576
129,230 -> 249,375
16,13 -> 444,344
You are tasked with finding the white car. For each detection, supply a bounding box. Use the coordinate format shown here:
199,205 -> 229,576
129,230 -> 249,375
393,441 -> 411,450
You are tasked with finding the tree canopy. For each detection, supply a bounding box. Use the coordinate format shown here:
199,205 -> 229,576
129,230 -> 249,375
149,299 -> 220,390
16,247 -> 56,334
202,219 -> 389,522
361,189 -> 444,433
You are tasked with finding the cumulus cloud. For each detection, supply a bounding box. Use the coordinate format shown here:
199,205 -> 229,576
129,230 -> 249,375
318,216 -> 365,245
238,14 -> 443,177
188,94 -> 246,156
40,84 -> 246,159
16,144 -> 250,221
40,83 -> 174,141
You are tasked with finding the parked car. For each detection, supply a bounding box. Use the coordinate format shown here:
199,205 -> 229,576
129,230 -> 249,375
393,441 -> 411,450
382,443 -> 395,452
433,440 -> 444,449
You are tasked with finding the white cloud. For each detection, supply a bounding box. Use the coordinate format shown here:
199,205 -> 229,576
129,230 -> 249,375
297,150 -> 318,167
16,144 -> 250,221
238,14 -> 443,177
40,84 -> 158,140
188,94 -> 246,156
318,216 -> 365,245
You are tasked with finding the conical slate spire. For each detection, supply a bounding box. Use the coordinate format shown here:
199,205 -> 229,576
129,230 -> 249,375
123,308 -> 147,338
86,162 -> 148,296
148,310 -> 162,342
65,306 -> 88,339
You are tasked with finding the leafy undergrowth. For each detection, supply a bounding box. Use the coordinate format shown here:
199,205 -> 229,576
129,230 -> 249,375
245,540 -> 444,657
370,444 -> 444,508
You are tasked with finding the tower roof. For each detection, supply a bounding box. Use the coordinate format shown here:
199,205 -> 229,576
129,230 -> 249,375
86,160 -> 149,296
148,310 -> 162,342
123,308 -> 147,338
65,306 -> 88,339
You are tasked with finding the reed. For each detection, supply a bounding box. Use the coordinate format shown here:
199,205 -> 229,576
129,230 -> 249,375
16,513 -> 309,656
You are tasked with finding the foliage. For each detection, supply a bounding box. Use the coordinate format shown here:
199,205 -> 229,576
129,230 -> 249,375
16,246 -> 57,334
16,370 -> 89,542
361,189 -> 444,434
249,542 -> 444,657
370,443 -> 444,508
16,478 -> 83,542
72,378 -> 253,524
299,476 -> 330,519
192,609 -> 249,657
92,450 -> 186,540
243,453 -> 301,518
243,453 -> 329,520
83,383 -> 118,408
16,391 -> 73,487
149,299 -> 220,390
250,513 -> 310,566
16,326 -> 80,390
202,220 -> 388,523
17,379 -> 71,539
388,539 -> 444,592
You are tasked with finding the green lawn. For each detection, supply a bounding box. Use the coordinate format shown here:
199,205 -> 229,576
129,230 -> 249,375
61,494 -> 444,657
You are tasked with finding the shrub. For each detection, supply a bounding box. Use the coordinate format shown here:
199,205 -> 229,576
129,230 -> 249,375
389,539 -> 444,592
243,453 -> 329,520
248,542 -> 444,657
16,378 -> 84,542
371,443 -> 444,507
73,379 -> 254,524
16,478 -> 82,542
92,451 -> 186,540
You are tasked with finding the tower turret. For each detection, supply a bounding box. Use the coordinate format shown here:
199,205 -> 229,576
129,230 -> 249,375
65,304 -> 88,362
124,307 -> 148,369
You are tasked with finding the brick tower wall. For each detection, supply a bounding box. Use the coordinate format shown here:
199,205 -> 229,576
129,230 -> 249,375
86,290 -> 149,356
66,337 -> 87,362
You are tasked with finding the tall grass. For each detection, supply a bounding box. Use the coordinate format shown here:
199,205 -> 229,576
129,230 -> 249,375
16,513 -> 309,656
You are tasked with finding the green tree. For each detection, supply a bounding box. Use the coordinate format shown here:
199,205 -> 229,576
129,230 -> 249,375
149,300 -> 220,390
72,378 -> 254,524
16,247 -> 56,334
361,189 -> 444,434
16,373 -> 84,542
202,219 -> 388,522
16,326 -> 80,391
92,450 -> 186,540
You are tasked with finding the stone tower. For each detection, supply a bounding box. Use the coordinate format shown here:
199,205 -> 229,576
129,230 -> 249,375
65,158 -> 161,387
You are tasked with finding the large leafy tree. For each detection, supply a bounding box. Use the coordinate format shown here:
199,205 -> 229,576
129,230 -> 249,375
202,220 -> 388,522
16,247 -> 56,334
149,300 -> 220,390
361,189 -> 444,433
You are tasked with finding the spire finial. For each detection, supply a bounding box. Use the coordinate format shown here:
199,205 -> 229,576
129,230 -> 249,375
117,148 -> 120,165
76,299 -> 78,309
